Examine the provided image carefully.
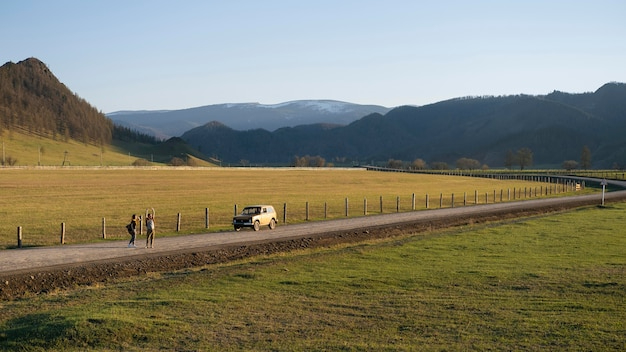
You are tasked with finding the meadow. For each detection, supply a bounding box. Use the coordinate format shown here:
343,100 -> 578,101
0,201 -> 624,350
0,168 -> 585,249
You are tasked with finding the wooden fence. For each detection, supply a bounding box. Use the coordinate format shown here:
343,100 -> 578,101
11,179 -> 585,248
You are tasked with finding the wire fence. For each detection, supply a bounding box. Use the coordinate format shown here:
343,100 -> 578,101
9,179 -> 585,248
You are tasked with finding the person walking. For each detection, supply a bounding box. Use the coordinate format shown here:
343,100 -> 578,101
128,214 -> 140,248
145,213 -> 155,248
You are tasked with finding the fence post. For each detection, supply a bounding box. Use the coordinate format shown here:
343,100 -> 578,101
102,217 -> 106,239
324,202 -> 327,219
234,204 -> 238,216
17,226 -> 22,248
60,222 -> 65,244
205,207 -> 209,229
177,213 -> 181,232
364,198 -> 367,215
412,193 -> 416,210
439,193 -> 443,208
426,194 -> 429,209
380,196 -> 383,213
306,202 -> 309,221
345,198 -> 349,217
283,203 -> 287,224
396,196 -> 400,212
464,192 -> 467,206
451,193 -> 455,208
474,190 -> 478,204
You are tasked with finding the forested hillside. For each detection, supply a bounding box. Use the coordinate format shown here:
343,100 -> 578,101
3,57 -> 625,169
0,58 -> 113,144
0,58 -> 113,145
182,83 -> 626,168
0,58 -> 202,167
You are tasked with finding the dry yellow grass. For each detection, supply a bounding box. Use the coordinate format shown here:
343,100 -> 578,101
0,167 -> 579,248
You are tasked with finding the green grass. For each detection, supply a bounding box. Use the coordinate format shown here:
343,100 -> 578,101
1,203 -> 624,350
1,129 -> 219,167
1,129 -> 146,166
0,168 -> 588,248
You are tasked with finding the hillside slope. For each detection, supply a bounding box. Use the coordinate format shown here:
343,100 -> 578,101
0,58 -> 214,166
0,58 -> 113,145
181,83 -> 626,168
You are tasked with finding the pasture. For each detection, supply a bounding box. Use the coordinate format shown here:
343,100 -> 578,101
0,201 -> 624,350
0,168 -> 585,249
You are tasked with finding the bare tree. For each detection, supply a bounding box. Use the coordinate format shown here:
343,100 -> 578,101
562,160 -> 579,171
456,157 -> 481,170
504,150 -> 515,169
580,145 -> 591,169
430,161 -> 449,170
517,148 -> 533,170
411,158 -> 426,170
386,159 -> 404,169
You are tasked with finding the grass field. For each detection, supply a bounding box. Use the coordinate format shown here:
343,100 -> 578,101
1,129 -> 136,166
0,202 -> 624,350
0,168 -> 586,249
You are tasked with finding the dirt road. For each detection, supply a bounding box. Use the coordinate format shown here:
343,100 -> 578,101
2,184 -> 625,300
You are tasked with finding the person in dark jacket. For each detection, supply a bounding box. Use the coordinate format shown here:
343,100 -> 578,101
128,214 -> 140,248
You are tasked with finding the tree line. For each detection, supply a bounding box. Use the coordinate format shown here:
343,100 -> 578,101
385,146 -> 593,171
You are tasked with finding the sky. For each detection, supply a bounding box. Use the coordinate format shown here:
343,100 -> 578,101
2,0 -> 625,113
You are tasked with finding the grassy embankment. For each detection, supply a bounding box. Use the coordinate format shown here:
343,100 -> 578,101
0,168 -> 588,248
1,129 -> 140,166
0,129 -> 217,167
0,201 -> 624,350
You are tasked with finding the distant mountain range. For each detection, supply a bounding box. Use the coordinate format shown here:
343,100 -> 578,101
180,83 -> 626,168
108,101 -> 392,138
3,58 -> 626,169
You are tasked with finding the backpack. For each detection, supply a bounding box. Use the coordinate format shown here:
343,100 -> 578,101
126,222 -> 134,235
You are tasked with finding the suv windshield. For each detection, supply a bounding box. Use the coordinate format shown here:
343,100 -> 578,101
242,207 -> 261,215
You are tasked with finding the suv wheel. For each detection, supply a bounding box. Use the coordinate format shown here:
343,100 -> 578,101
268,218 -> 276,230
253,220 -> 260,231
234,226 -> 242,232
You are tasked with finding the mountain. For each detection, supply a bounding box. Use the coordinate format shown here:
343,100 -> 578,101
4,58 -> 624,169
181,83 -> 626,168
0,58 -> 203,166
107,100 -> 392,138
0,58 -> 113,144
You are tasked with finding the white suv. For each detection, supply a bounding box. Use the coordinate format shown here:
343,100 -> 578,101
233,205 -> 277,231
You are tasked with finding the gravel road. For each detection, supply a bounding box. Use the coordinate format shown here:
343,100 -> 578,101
2,177 -> 625,300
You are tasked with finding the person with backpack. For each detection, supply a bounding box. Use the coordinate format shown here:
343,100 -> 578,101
145,213 -> 155,248
127,214 -> 140,248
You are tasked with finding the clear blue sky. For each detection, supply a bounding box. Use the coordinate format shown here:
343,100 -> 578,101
2,0 -> 625,113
